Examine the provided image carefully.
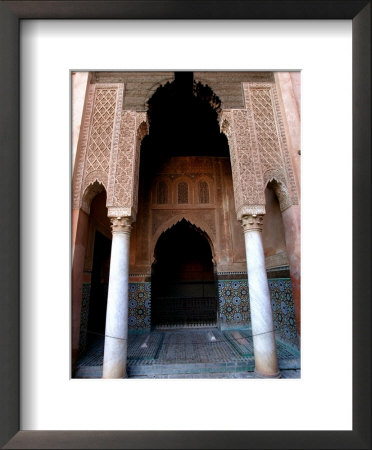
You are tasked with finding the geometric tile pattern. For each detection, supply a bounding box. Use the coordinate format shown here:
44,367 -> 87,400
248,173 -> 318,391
158,330 -> 235,363
128,282 -> 151,330
217,279 -> 250,329
269,278 -> 299,348
78,278 -> 298,349
223,329 -> 254,357
127,332 -> 163,360
74,328 -> 300,378
218,277 -> 299,348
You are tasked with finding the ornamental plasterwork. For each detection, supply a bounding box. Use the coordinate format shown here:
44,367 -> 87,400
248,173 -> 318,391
72,83 -> 124,211
110,216 -> 133,234
157,156 -> 214,175
243,82 -> 298,208
265,173 -> 292,212
241,214 -> 264,232
151,209 -> 216,240
150,213 -> 217,262
107,111 -> 149,220
219,110 -> 265,220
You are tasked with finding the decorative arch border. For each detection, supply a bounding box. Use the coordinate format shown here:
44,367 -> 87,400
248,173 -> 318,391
143,76 -> 176,109
220,116 -> 232,138
264,172 -> 292,212
150,213 -> 217,264
81,179 -> 107,214
136,118 -> 149,142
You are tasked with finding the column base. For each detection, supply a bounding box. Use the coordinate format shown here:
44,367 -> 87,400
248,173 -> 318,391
254,369 -> 282,379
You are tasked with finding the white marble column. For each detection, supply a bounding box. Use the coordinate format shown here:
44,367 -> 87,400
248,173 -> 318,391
242,214 -> 280,378
102,216 -> 132,378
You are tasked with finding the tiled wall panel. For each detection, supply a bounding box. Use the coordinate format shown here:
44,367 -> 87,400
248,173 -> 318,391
128,282 -> 152,330
79,278 -> 298,348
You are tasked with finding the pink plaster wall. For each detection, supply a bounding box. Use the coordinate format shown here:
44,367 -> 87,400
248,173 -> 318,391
72,72 -> 90,174
262,187 -> 287,260
71,208 -> 89,370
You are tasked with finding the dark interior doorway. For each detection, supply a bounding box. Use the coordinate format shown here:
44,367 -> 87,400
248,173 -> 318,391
151,219 -> 217,328
139,72 -> 229,181
86,231 -> 111,344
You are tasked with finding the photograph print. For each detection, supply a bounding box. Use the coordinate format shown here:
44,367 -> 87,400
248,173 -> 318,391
71,71 -> 301,379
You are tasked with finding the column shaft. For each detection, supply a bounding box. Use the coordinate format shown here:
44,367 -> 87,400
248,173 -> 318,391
102,217 -> 132,378
242,215 -> 280,377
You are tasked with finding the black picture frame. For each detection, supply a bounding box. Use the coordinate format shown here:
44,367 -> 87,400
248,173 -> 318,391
0,1 -> 370,449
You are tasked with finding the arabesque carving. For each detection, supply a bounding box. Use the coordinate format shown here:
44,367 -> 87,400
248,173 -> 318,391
72,83 -> 124,210
244,83 -> 298,207
241,214 -> 264,232
110,216 -> 133,234
107,111 -> 149,220
151,213 -> 216,262
81,180 -> 105,214
266,176 -> 292,212
151,209 -> 216,239
219,82 -> 299,221
219,109 -> 265,220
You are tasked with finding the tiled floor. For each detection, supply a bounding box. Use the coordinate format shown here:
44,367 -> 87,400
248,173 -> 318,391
75,327 -> 300,378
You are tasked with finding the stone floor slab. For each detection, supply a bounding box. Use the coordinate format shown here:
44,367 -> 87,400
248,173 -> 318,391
75,327 -> 300,378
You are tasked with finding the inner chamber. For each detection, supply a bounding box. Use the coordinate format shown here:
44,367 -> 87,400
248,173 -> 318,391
151,219 -> 218,328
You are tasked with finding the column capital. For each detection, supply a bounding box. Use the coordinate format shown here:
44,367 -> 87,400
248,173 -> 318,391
241,214 -> 264,232
110,216 -> 132,234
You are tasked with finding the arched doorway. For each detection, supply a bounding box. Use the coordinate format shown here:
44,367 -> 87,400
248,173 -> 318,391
151,219 -> 218,328
77,188 -> 112,356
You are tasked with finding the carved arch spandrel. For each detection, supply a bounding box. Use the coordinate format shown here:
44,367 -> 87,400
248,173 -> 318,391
265,177 -> 292,212
144,76 -> 175,109
150,214 -> 217,264
81,180 -> 106,214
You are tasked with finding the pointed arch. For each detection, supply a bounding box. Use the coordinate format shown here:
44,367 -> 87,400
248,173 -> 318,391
151,214 -> 216,264
136,118 -> 149,143
144,77 -> 175,109
81,180 -> 106,214
265,176 -> 292,212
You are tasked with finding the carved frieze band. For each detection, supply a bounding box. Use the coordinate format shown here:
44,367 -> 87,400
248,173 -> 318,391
72,83 -> 124,210
151,209 -> 216,241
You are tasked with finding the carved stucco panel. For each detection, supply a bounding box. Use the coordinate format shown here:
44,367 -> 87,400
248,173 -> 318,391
220,109 -> 265,220
150,212 -> 217,263
151,209 -> 216,241
243,83 -> 298,207
271,85 -> 299,205
72,83 -> 96,209
108,111 -> 149,220
72,83 -> 124,210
